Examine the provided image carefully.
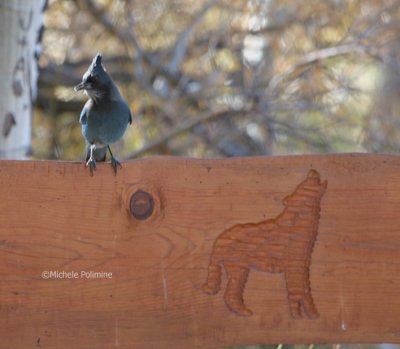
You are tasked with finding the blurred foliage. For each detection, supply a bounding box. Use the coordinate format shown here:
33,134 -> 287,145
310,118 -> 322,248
34,0 -> 400,160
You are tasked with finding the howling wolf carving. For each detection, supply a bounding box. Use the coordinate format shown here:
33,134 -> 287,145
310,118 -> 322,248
202,169 -> 327,319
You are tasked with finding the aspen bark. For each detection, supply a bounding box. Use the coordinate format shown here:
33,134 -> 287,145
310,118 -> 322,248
0,0 -> 46,159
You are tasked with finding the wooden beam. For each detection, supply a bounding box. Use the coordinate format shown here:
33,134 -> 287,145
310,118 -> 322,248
1,154 -> 400,348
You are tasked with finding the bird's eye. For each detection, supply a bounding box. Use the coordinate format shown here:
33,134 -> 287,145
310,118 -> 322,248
86,75 -> 97,83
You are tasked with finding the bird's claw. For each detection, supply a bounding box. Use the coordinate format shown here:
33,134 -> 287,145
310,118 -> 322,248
86,157 -> 96,176
110,156 -> 122,175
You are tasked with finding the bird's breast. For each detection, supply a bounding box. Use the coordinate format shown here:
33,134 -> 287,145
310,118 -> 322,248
81,102 -> 130,145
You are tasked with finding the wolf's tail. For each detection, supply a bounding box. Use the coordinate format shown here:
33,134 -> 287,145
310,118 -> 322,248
202,258 -> 222,294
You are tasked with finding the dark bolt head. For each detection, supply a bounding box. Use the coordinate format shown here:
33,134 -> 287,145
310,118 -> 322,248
129,190 -> 154,220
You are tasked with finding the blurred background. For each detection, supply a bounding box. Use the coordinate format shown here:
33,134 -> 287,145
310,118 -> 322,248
33,0 -> 400,161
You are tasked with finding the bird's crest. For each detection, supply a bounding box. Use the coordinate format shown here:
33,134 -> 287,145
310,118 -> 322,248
89,53 -> 106,74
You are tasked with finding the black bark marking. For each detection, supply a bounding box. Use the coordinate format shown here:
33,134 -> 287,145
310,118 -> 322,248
12,57 -> 25,97
18,8 -> 33,31
3,113 -> 17,137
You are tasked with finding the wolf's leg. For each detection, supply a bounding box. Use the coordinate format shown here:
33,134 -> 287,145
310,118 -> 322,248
285,271 -> 305,319
302,293 -> 319,319
224,265 -> 252,316
285,269 -> 319,319
288,298 -> 302,319
202,258 -> 223,294
301,268 -> 319,319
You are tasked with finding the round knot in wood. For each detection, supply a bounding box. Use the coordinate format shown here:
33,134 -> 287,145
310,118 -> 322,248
129,191 -> 154,220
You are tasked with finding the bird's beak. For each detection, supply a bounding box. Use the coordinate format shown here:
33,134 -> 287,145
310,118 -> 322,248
74,81 -> 86,92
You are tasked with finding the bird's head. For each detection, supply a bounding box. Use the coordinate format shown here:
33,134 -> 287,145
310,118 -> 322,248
74,53 -> 112,101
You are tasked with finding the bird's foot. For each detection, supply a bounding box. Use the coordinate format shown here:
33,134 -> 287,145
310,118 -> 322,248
110,156 -> 122,175
86,157 -> 96,176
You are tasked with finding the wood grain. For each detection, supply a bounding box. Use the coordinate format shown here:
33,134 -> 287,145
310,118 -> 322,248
1,154 -> 400,348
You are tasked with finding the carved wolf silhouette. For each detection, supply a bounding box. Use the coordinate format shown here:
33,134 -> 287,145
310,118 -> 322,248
203,169 -> 327,319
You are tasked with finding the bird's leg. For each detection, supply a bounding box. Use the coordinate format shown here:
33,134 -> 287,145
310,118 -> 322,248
86,144 -> 97,175
107,145 -> 122,175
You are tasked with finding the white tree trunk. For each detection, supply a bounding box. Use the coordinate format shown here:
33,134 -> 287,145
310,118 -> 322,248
0,0 -> 46,159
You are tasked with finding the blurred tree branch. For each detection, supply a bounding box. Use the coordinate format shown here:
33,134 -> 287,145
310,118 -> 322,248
167,0 -> 218,75
127,108 -> 244,158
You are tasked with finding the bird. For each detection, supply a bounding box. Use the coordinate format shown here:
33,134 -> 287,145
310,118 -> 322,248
74,53 -> 132,175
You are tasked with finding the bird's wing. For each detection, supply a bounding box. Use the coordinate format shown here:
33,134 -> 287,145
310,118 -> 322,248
79,107 -> 88,125
79,100 -> 92,125
128,109 -> 133,125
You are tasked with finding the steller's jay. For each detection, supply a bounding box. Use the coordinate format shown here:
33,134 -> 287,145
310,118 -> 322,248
74,53 -> 132,175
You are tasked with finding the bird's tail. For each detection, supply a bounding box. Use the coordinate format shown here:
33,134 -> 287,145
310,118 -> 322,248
85,145 -> 107,162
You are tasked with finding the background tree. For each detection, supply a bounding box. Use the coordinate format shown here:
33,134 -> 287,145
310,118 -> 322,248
0,0 -> 47,159
35,0 -> 400,160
